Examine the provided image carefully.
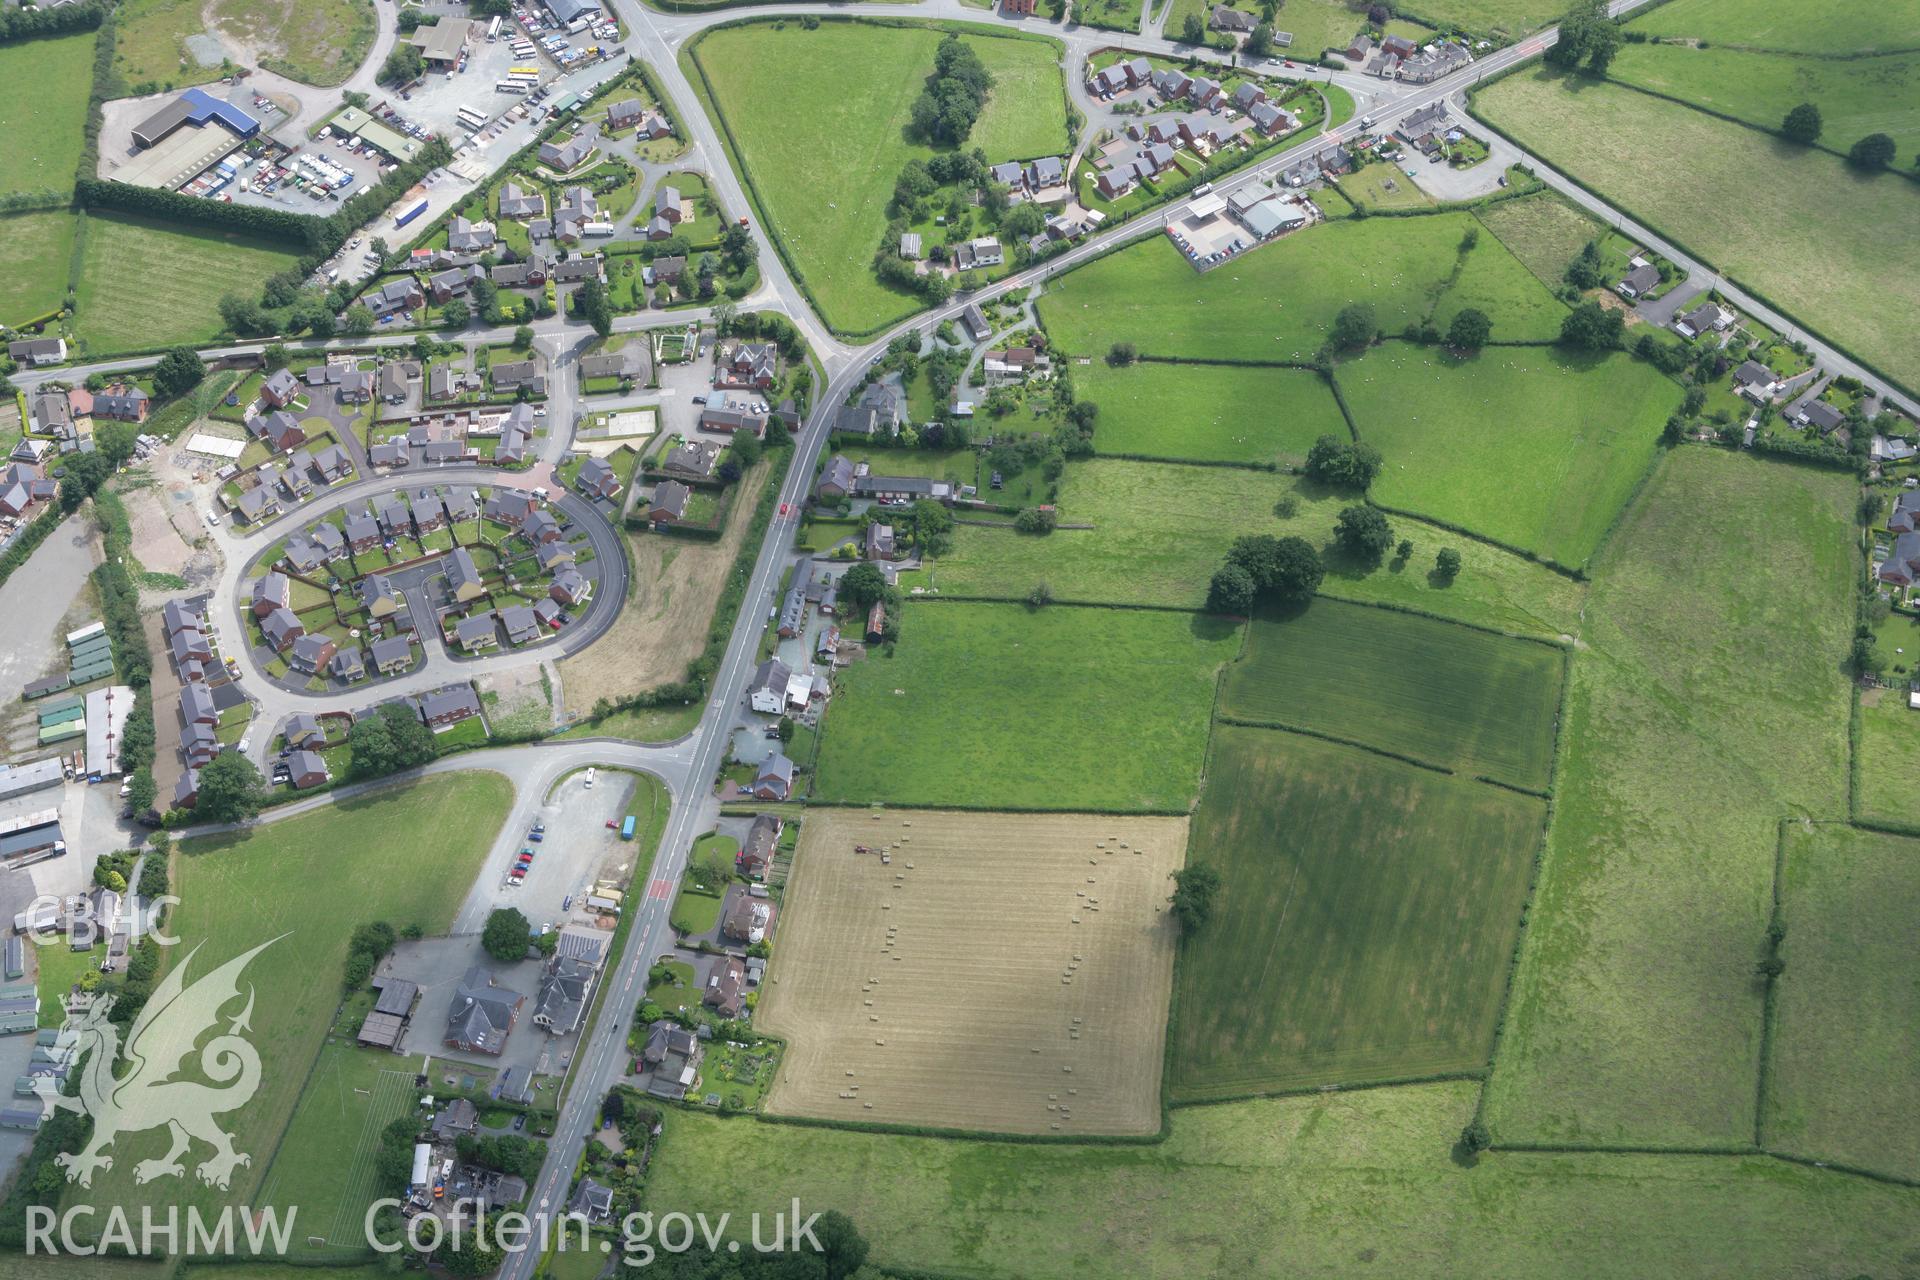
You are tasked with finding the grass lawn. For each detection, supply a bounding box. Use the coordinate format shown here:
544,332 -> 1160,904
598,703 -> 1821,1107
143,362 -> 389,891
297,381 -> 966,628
73,212 -> 304,353
1171,726 -> 1544,1100
1038,213 -> 1567,364
1473,191 -> 1605,291
1475,68 -> 1920,393
644,1082 -> 1920,1278
254,1043 -> 419,1257
670,884 -> 724,935
1765,823 -> 1920,1182
1853,683 -> 1920,827
0,210 -> 79,325
0,32 -> 94,196
1628,0 -> 1920,54
69,773 -> 514,1226
691,19 -> 1069,333
1484,450 -> 1855,1148
34,941 -> 100,1029
1165,0 -> 1371,54
1608,43 -> 1920,160
1071,359 -> 1345,465
926,459 -> 1588,641
1415,0 -> 1564,33
812,602 -> 1240,812
1219,597 -> 1565,789
1334,164 -> 1433,212
1336,342 -> 1678,568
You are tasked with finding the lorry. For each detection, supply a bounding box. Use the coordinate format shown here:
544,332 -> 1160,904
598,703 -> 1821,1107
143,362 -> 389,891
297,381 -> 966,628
393,195 -> 429,228
620,815 -> 636,840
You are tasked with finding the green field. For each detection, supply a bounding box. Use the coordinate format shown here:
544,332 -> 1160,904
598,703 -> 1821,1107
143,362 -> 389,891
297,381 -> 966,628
73,211 -> 303,352
1476,69 -> 1920,394
1415,0 -> 1564,33
70,774 -> 514,1226
0,32 -> 95,196
1473,191 -> 1605,291
1219,597 -> 1564,788
1071,359 -> 1346,465
0,210 -> 78,325
1337,343 -> 1678,568
927,459 -> 1588,640
255,1043 -> 419,1255
691,20 -> 1069,333
1767,823 -> 1920,1181
645,1083 -> 1920,1278
1629,0 -> 1920,54
1853,686 -> 1920,827
1609,43 -> 1920,159
1170,727 -> 1544,1100
811,602 -> 1239,811
1038,213 -> 1568,363
1485,451 -> 1854,1148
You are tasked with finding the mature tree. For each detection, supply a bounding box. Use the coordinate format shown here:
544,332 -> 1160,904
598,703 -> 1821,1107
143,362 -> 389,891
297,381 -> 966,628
1329,303 -> 1377,351
1333,504 -> 1394,562
481,907 -> 531,963
1181,12 -> 1206,43
1168,864 -> 1222,932
1107,341 -> 1137,366
125,767 -> 157,815
1546,0 -> 1621,74
1207,562 -> 1257,615
1780,102 -> 1823,145
1849,132 -> 1897,170
152,346 -> 205,399
1245,23 -> 1274,58
1014,505 -> 1057,534
440,299 -> 470,329
1558,299 -> 1625,350
1003,201 -> 1046,239
349,701 -> 437,778
513,324 -> 535,351
1563,239 -> 1605,291
1226,533 -> 1324,603
1435,546 -> 1463,581
838,562 -> 889,614
342,303 -> 375,335
378,44 -> 423,86
572,277 -> 613,337
96,421 -> 140,467
1303,434 -> 1383,489
195,752 -> 266,824
811,1210 -> 870,1280
1447,307 -> 1492,351
909,36 -> 996,145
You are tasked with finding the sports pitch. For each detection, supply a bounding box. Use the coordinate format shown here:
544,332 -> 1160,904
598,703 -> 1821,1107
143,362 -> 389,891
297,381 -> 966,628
758,808 -> 1185,1136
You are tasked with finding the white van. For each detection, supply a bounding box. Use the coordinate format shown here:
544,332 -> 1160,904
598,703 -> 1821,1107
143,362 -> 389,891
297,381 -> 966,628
583,768 -> 595,789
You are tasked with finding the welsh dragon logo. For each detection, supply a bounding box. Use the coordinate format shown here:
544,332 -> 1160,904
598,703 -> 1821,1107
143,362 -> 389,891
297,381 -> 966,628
39,938 -> 280,1190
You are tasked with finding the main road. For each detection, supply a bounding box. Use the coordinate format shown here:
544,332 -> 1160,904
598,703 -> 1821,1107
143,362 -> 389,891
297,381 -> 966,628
54,0 -> 1911,1262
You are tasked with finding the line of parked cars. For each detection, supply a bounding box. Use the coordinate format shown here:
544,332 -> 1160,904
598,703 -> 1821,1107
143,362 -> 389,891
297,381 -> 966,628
508,820 -> 545,886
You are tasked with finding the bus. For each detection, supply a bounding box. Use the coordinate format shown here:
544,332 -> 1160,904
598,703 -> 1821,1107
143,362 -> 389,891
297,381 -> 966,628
456,107 -> 488,130
510,66 -> 539,76
486,14 -> 502,40
495,81 -> 528,94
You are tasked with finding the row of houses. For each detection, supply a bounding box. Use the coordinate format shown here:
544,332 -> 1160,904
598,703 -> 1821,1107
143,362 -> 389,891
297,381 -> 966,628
1347,33 -> 1473,84
368,403 -> 540,470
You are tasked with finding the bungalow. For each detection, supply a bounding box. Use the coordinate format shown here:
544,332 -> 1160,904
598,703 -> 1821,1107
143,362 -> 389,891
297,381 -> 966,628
550,568 -> 592,606
1732,360 -> 1779,401
491,359 -> 545,396
1796,398 -> 1845,433
538,134 -> 596,172
30,392 -> 72,438
498,181 -> 545,219
418,684 -> 483,729
1212,4 -> 1257,31
425,438 -> 472,465
251,571 -> 291,617
378,362 -> 412,405
578,346 -> 647,383
491,256 -> 550,289
648,477 -> 695,521
371,634 -> 415,675
454,613 -> 499,652
865,522 -> 897,561
752,753 -> 795,802
447,547 -> 486,602
816,454 -> 855,501
855,474 -> 954,503
261,607 -> 304,652
662,439 -> 721,481
550,255 -> 603,285
289,633 -> 337,675
447,216 -> 496,253
1675,301 -> 1734,339
7,338 -> 65,367
748,658 -> 790,715
260,368 -> 300,409
576,456 -> 620,500
737,813 -> 782,879
1616,263 -> 1661,299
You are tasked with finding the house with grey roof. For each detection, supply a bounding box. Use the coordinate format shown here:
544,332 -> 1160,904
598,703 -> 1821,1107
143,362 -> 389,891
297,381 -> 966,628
444,967 -> 523,1055
498,181 -> 545,220
816,454 -> 855,501
550,568 -> 591,606
538,133 -> 596,172
646,480 -> 691,523
371,634 -> 414,674
1616,263 -> 1661,299
576,456 -> 620,500
8,337 -> 65,367
261,607 -> 304,652
447,547 -> 485,602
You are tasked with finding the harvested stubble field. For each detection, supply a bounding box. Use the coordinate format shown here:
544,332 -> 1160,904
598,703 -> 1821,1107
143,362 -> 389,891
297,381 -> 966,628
557,460 -> 768,714
757,808 -> 1185,1136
